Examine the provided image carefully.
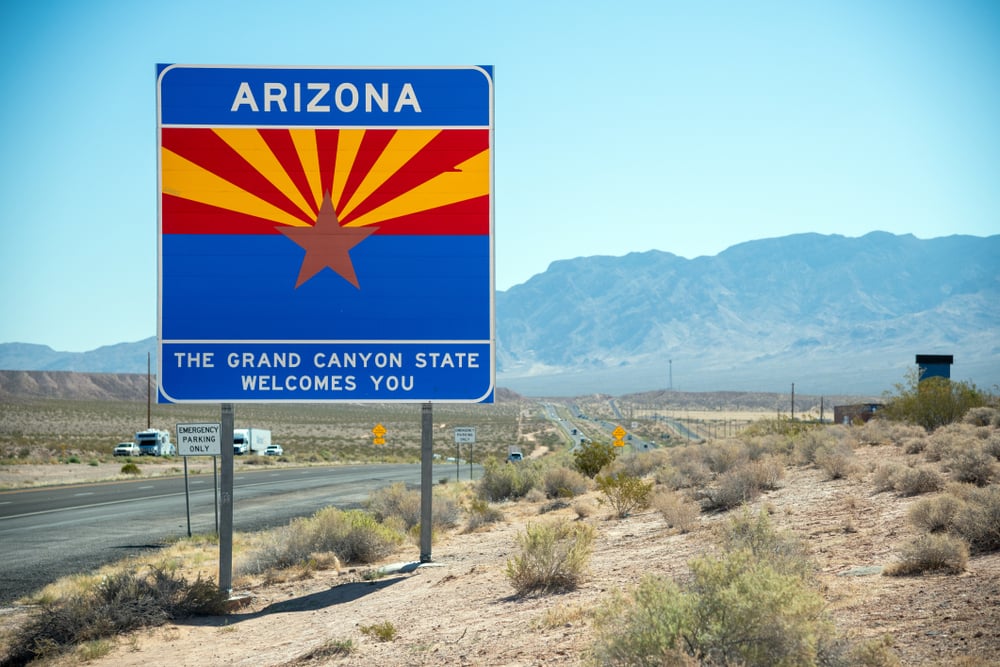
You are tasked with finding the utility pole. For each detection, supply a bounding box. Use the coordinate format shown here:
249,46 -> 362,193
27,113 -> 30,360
791,383 -> 795,421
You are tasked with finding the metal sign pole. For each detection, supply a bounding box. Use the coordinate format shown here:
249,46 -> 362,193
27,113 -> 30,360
184,457 -> 191,537
213,455 -> 219,535
219,403 -> 235,596
420,402 -> 433,563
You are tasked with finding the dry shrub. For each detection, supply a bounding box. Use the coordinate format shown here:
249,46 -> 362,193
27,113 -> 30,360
742,433 -> 793,461
3,568 -> 226,666
893,465 -> 944,497
616,449 -> 671,478
902,436 -> 928,455
365,481 -> 460,531
505,519 -> 595,596
815,442 -> 857,480
925,423 -> 979,462
241,507 -> 404,574
794,429 -> 835,465
477,457 -> 539,501
701,439 -> 748,474
573,497 -> 598,519
657,455 -> 711,491
949,485 -> 1000,554
871,463 -> 904,493
746,455 -> 785,490
543,466 -> 590,499
985,433 -> 1000,460
884,533 -> 968,576
963,406 -> 1000,428
945,445 -> 998,486
700,463 -> 765,511
907,494 -> 962,533
854,420 -> 925,447
652,489 -> 700,533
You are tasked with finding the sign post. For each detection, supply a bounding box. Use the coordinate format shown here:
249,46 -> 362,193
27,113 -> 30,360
157,65 -> 494,584
176,422 -> 222,537
454,427 -> 476,481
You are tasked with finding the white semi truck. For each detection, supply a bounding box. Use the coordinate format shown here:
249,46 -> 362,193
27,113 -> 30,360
234,428 -> 271,455
135,428 -> 174,456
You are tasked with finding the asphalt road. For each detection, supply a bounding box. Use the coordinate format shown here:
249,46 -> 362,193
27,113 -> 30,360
0,464 -> 440,606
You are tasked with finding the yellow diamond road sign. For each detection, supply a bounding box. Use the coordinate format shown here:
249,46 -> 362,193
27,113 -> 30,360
612,425 -> 626,439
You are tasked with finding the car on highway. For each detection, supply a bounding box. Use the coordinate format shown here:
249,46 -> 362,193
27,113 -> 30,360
113,442 -> 140,457
264,444 -> 284,456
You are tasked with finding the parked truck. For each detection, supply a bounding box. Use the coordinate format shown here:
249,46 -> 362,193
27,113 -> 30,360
506,445 -> 523,463
234,428 -> 271,455
135,428 -> 174,456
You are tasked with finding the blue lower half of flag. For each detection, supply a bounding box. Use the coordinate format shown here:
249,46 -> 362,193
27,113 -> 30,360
161,234 -> 492,341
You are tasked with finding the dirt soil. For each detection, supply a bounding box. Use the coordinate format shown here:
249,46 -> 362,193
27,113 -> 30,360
5,445 -> 1000,667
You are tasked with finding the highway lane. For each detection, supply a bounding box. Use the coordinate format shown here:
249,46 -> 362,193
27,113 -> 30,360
0,464 -> 425,605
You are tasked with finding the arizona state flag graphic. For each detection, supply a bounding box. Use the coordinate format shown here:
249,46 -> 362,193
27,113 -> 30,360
157,66 -> 494,403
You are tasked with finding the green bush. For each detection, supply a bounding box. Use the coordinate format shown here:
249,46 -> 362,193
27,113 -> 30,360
505,519 -> 595,596
120,462 -> 141,476
595,471 -> 653,518
717,508 -> 813,580
465,497 -> 504,531
359,620 -> 397,642
573,440 -> 618,478
590,552 -> 833,667
477,458 -> 539,501
881,372 -> 992,431
741,416 -> 820,438
884,533 -> 968,576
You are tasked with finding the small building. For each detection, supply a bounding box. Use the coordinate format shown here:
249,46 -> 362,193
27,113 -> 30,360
916,354 -> 953,381
834,403 -> 884,425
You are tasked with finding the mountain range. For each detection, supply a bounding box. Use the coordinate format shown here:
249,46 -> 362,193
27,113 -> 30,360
2,232 -> 997,396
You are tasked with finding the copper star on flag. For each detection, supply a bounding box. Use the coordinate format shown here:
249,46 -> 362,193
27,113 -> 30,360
278,192 -> 377,289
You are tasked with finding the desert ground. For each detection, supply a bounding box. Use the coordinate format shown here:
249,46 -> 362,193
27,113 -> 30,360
2,434 -> 999,666
0,376 -> 997,666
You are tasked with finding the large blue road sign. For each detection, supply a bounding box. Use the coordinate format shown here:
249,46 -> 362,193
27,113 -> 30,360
156,65 -> 494,403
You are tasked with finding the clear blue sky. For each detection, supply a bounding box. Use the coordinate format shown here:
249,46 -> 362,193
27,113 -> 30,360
1,0 -> 998,352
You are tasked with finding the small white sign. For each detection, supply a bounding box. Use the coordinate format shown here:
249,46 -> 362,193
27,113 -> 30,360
177,422 -> 221,456
454,426 -> 476,444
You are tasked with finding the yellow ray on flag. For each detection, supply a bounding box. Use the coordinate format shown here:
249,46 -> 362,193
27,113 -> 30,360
213,128 -> 317,221
161,148 -> 310,227
289,128 -> 322,211
339,129 -> 440,220
347,149 -> 489,228
332,129 -> 365,211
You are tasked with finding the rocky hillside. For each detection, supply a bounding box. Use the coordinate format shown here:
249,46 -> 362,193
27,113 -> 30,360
497,232 -> 999,395
0,371 -> 151,401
